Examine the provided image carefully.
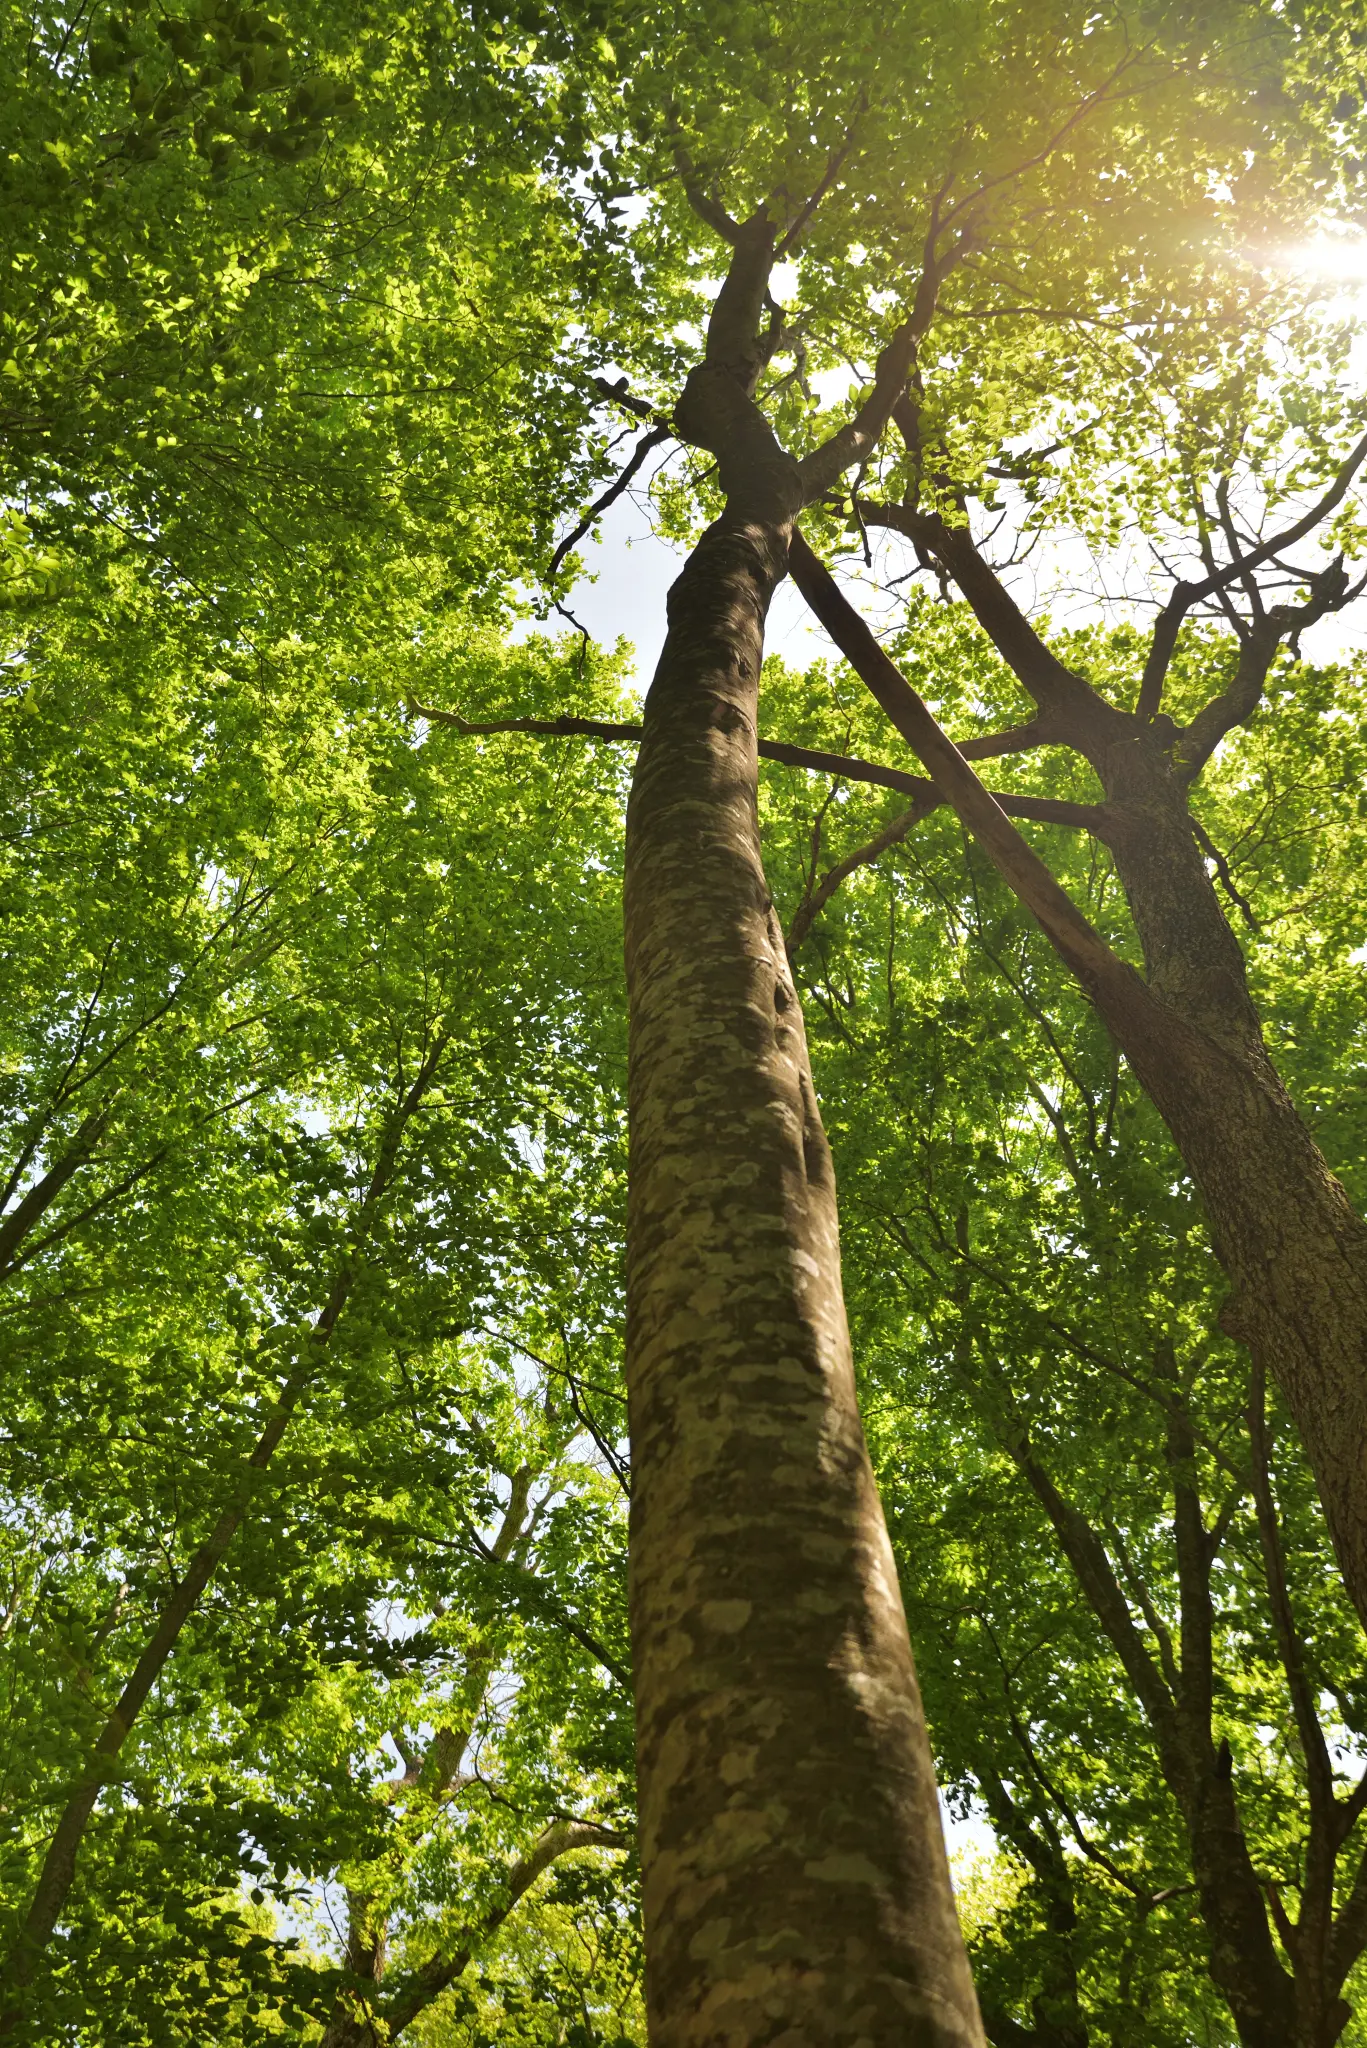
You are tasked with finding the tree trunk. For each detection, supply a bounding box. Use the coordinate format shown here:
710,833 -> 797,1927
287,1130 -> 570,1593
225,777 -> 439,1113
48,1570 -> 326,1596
1095,757 -> 1367,1644
789,537 -> 1367,1644
623,504 -> 983,2048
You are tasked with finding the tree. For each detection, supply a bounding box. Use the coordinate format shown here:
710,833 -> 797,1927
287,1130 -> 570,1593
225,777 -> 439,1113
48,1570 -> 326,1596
502,1 -> 1367,2035
0,572 -> 639,2033
0,0 -> 631,640
10,0 -> 1367,2039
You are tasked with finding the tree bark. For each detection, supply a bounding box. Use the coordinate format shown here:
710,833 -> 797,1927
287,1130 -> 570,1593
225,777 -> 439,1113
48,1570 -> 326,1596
1093,756 -> 1367,1650
788,532 -> 1367,1644
623,500 -> 983,2046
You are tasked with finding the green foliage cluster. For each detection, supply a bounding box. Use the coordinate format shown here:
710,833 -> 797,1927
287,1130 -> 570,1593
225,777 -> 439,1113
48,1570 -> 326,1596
0,573 -> 641,2040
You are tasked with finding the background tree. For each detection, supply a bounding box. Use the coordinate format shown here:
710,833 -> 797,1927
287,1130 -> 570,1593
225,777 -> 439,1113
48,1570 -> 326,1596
0,580 -> 639,2034
11,0 -> 1367,2040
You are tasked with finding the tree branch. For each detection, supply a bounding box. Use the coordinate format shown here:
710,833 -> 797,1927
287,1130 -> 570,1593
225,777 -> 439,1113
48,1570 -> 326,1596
1189,816 -> 1260,932
785,796 -> 936,954
1178,560 -> 1355,776
0,1107 -> 110,1279
380,1821 -> 631,2037
1137,431 -> 1367,720
787,528 -> 1140,1008
776,122 -> 860,259
1247,1364 -> 1335,1831
979,1389 -> 1182,1760
798,224 -> 972,503
0,1040 -> 450,2011
548,425 -> 670,582
407,699 -> 1107,831
861,497 -> 1110,737
671,136 -> 742,246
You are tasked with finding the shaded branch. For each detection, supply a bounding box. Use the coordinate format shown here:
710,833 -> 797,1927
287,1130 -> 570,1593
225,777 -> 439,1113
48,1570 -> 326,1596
671,136 -> 742,246
1189,816 -> 1260,932
408,698 -> 1107,831
0,1107 -> 110,1279
776,122 -> 860,259
0,1040 -> 450,2008
785,796 -> 936,954
787,528 -> 1139,1009
1178,561 -> 1355,776
590,374 -> 655,421
1247,1364 -> 1335,1830
799,225 -> 972,503
862,495 -> 1109,738
548,426 -> 670,582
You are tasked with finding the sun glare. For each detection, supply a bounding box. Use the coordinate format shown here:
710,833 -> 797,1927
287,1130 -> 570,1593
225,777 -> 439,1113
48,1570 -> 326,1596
1279,236 -> 1367,284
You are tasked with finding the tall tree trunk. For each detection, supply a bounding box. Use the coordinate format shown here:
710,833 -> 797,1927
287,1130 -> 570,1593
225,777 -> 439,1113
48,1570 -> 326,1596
623,503 -> 983,2047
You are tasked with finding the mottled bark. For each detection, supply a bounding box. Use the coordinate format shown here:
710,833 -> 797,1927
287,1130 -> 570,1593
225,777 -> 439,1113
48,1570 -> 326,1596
623,495 -> 982,2045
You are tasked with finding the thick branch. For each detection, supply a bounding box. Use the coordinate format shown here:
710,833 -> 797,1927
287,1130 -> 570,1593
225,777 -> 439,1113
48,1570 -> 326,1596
956,723 -> 1055,761
700,209 -> 778,392
787,529 -> 1140,1008
862,497 -> 1110,738
799,226 -> 971,503
0,1107 -> 110,1279
671,137 -> 742,246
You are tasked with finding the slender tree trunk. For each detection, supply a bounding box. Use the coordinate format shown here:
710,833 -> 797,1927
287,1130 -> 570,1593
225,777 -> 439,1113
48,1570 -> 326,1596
623,505 -> 983,2047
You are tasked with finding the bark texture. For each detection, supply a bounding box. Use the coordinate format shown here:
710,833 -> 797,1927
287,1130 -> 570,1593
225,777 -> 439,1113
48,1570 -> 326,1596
623,502 -> 982,2047
1096,756 -> 1367,1649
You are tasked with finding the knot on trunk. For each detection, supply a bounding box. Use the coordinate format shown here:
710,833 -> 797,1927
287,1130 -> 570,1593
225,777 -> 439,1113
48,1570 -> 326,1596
706,696 -> 751,737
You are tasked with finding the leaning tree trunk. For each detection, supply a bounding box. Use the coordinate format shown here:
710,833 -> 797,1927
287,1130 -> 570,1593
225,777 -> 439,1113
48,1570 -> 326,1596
1096,753 -> 1367,1643
623,501 -> 984,2048
789,538 -> 1367,1645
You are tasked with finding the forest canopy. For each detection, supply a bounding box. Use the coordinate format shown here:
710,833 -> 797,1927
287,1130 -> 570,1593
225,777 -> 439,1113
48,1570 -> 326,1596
5,4 -> 1367,2046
